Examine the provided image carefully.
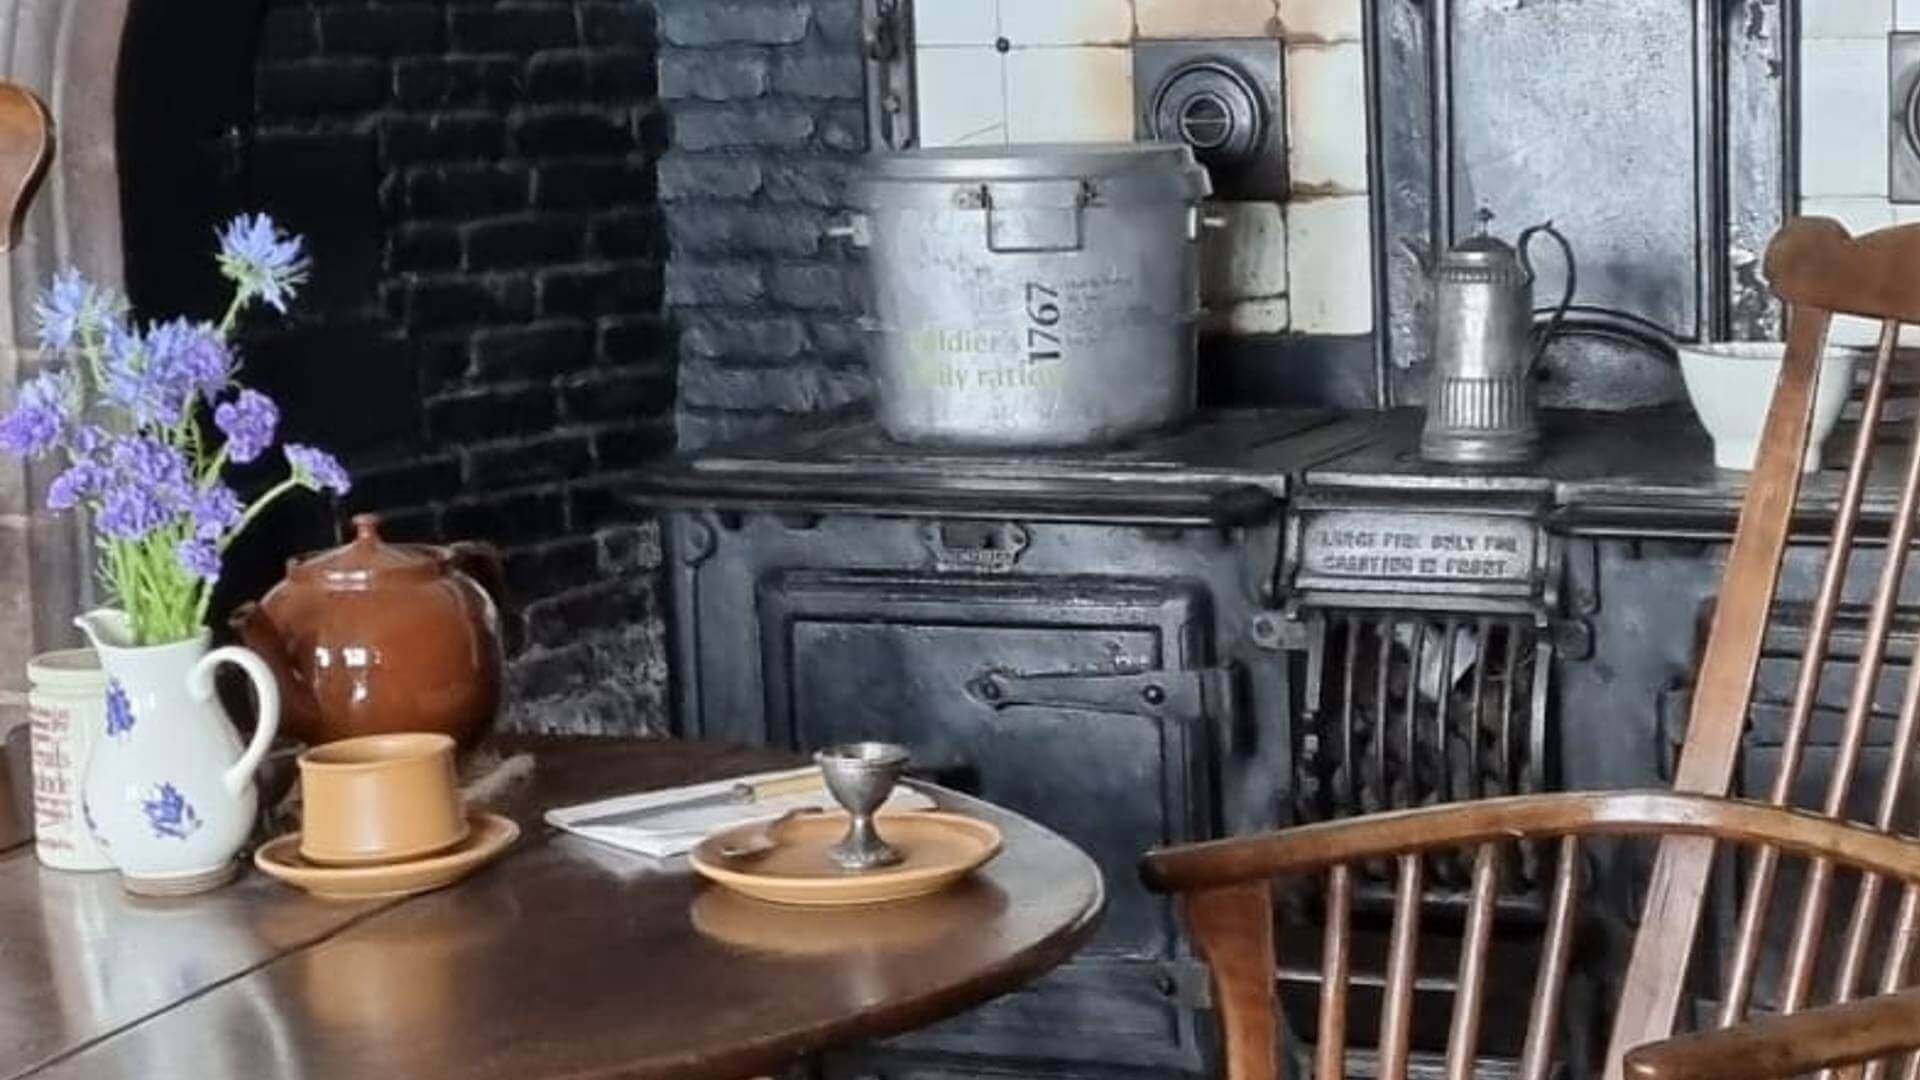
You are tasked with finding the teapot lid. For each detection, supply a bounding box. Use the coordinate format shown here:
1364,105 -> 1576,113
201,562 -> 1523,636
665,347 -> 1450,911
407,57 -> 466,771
287,514 -> 444,586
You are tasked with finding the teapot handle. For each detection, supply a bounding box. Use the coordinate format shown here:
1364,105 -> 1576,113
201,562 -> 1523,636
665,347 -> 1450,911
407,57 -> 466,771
446,541 -> 519,655
187,646 -> 282,797
1517,220 -> 1578,369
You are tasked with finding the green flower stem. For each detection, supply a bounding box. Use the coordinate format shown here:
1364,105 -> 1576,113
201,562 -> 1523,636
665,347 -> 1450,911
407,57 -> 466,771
189,475 -> 303,626
215,290 -> 249,337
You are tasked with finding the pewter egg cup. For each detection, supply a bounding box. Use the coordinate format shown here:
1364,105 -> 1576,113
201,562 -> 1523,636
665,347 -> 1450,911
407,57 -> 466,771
815,741 -> 911,871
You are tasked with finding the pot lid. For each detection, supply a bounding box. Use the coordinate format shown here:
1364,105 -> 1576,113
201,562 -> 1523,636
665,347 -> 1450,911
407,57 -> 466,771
864,141 -> 1207,184
287,514 -> 443,586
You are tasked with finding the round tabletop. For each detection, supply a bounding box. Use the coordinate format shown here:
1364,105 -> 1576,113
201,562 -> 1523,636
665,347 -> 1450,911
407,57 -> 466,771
5,738 -> 1106,1080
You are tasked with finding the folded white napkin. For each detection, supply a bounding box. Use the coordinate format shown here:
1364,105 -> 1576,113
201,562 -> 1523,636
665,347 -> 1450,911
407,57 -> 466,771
545,765 -> 934,858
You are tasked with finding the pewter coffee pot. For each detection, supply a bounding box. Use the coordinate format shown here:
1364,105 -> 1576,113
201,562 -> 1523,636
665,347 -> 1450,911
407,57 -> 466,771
1411,215 -> 1577,465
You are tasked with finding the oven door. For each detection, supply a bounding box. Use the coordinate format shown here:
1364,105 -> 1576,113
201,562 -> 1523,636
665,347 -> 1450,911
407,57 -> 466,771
758,570 -> 1225,1073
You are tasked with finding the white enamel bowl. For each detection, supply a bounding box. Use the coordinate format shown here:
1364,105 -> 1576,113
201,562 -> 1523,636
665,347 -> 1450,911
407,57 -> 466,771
1676,342 -> 1863,473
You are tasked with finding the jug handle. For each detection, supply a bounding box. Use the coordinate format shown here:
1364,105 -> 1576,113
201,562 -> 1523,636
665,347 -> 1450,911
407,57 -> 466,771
186,646 -> 282,797
1517,220 -> 1578,369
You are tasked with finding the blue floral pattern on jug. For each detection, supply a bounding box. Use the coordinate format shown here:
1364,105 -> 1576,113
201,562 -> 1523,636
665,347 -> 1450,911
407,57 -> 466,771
141,782 -> 201,840
104,679 -> 134,739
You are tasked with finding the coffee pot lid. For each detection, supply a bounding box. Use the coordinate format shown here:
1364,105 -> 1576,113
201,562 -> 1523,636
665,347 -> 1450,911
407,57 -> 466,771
287,514 -> 443,585
1437,210 -> 1528,281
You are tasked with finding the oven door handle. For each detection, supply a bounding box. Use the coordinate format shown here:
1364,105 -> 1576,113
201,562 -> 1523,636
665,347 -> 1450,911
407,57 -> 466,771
966,666 -> 1237,728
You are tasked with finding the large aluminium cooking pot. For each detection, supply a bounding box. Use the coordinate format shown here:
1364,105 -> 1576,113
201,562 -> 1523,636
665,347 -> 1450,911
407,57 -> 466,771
843,142 -> 1212,447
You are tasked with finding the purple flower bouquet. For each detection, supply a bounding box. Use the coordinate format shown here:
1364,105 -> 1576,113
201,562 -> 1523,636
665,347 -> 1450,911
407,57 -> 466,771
0,213 -> 349,646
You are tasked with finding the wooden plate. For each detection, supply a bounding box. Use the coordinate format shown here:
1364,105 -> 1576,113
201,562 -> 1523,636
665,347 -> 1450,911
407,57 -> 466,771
254,812 -> 519,901
690,810 -> 1003,907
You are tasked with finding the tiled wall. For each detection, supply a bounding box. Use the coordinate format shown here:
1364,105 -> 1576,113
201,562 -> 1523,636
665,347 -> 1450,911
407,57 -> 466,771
1799,2 -> 1912,344
913,0 -> 1373,338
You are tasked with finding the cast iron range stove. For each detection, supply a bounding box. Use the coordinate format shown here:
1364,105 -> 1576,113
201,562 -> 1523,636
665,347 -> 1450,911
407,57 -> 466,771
627,405 -> 1800,1079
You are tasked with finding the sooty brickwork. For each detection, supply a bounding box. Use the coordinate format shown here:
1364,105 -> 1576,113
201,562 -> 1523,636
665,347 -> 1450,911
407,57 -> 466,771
239,0 -> 673,734
654,0 -> 872,450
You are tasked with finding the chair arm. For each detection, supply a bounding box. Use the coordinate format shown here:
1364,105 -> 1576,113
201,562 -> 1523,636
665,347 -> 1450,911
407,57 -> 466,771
1623,987 -> 1920,1080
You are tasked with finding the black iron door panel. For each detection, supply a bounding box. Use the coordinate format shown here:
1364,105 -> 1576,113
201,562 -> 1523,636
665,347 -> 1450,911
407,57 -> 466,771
757,570 -> 1218,1071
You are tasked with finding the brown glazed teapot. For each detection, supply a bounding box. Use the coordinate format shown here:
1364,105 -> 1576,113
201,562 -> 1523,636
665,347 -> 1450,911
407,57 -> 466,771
232,514 -> 511,748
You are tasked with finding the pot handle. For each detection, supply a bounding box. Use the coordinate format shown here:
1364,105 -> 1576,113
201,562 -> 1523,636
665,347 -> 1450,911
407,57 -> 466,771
187,646 -> 281,798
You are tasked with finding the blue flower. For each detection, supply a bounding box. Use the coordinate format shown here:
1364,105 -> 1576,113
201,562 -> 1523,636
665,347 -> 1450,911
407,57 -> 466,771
212,388 -> 277,464
285,443 -> 350,496
102,319 -> 233,430
0,368 -> 77,457
140,782 -> 201,840
46,460 -> 109,510
104,680 -> 134,739
189,485 -> 243,541
95,485 -> 172,541
176,537 -> 221,583
32,269 -> 120,354
217,213 -> 309,315
147,318 -> 232,399
108,434 -> 192,494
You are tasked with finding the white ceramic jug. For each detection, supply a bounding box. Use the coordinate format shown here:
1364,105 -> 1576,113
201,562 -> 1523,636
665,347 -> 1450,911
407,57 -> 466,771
73,609 -> 280,896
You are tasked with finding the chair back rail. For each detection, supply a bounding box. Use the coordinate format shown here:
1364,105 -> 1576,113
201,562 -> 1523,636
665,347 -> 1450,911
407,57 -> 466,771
1142,792 -> 1920,1080
1614,218 -> 1920,1074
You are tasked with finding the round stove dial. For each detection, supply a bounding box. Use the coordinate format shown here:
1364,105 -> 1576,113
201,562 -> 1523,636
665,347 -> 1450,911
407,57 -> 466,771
1149,59 -> 1266,168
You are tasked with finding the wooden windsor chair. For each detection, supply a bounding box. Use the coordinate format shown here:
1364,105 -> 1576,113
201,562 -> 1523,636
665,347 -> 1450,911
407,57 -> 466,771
1144,216 -> 1920,1080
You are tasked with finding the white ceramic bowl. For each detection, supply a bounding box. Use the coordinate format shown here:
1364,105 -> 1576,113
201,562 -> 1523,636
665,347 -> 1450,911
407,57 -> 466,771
1676,342 -> 1862,473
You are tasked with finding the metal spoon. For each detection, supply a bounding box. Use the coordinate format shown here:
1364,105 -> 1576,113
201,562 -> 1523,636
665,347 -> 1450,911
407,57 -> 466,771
717,806 -> 819,860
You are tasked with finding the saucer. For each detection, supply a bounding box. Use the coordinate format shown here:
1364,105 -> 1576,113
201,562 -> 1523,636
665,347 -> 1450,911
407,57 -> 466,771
690,810 -> 1002,907
255,812 -> 519,901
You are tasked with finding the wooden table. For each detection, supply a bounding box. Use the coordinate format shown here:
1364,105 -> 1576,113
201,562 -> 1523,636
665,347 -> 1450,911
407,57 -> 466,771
0,737 -> 1106,1080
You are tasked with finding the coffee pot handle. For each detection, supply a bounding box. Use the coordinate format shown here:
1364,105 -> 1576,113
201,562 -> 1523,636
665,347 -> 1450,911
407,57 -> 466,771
187,646 -> 282,797
1517,220 -> 1578,368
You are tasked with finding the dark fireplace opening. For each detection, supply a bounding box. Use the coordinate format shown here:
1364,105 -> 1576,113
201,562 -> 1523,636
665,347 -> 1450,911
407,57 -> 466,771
114,0 -> 674,734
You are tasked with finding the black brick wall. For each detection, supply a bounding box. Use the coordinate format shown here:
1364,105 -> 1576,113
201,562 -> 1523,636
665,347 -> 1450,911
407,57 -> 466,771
124,0 -> 673,735
655,0 -> 871,450
116,0 -> 872,735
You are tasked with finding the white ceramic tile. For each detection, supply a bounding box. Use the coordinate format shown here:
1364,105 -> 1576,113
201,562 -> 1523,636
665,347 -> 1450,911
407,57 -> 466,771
1278,0 -> 1364,42
916,0 -> 999,46
1902,0 -> 1920,31
1205,297 -> 1292,336
1287,42 -> 1369,194
1803,0 -> 1891,38
1001,0 -> 1132,46
1005,47 -> 1134,143
1136,0 -> 1277,39
1200,201 -> 1288,302
1799,38 -> 1890,197
1801,197 -> 1898,345
916,47 -> 1009,147
1286,194 -> 1373,334
1898,204 -> 1920,224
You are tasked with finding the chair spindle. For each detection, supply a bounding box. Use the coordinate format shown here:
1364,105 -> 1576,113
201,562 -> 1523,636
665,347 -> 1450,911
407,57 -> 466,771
1318,865 -> 1353,1080
1378,854 -> 1424,1080
1443,844 -> 1501,1080
1520,836 -> 1582,1080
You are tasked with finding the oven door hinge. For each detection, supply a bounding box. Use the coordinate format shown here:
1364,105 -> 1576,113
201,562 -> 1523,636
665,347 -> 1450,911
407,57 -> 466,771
1155,959 -> 1215,1009
966,665 -> 1237,728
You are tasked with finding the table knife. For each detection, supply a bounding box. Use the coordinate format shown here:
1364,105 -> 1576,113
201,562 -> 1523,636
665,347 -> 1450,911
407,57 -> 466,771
573,771 -> 823,829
